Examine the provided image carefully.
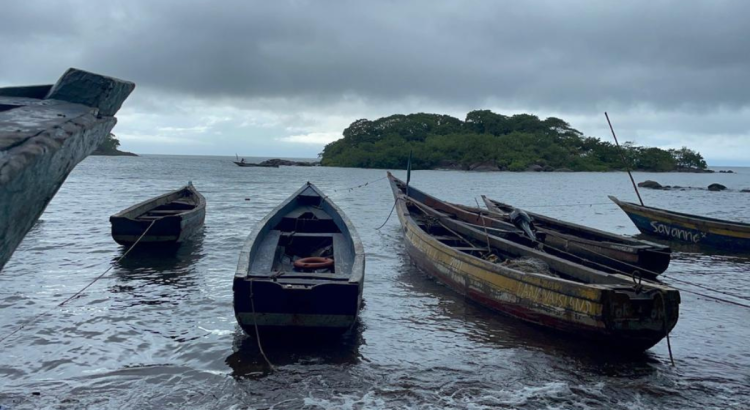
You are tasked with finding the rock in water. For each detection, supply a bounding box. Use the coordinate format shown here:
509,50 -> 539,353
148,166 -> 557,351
527,164 -> 543,172
638,180 -> 664,189
708,183 -> 727,191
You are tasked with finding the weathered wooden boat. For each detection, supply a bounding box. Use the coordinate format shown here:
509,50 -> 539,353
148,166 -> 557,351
234,182 -> 365,333
110,184 -> 206,245
481,196 -> 671,276
610,196 -> 750,251
233,161 -> 279,168
0,68 -> 134,270
388,173 -> 679,351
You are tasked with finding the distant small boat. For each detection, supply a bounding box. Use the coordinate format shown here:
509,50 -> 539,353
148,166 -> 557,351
233,161 -> 278,168
110,184 -> 206,246
234,182 -> 365,333
610,196 -> 750,251
388,173 -> 679,351
482,196 -> 671,276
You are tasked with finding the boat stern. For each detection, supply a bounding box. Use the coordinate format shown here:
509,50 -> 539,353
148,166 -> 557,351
601,287 -> 680,350
233,278 -> 361,333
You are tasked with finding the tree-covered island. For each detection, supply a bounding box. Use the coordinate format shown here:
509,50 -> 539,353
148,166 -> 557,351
320,110 -> 708,172
92,133 -> 137,156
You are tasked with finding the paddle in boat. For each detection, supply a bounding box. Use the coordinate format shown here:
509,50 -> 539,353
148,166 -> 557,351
388,172 -> 679,351
110,183 -> 206,246
233,182 -> 365,334
609,196 -> 750,252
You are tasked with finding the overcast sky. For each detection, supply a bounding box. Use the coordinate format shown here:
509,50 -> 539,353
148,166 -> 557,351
2,0 -> 749,165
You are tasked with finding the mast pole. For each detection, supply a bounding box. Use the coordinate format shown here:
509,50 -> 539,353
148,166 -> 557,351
605,112 -> 644,206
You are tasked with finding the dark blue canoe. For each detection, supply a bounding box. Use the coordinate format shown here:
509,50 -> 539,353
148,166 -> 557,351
233,182 -> 364,334
110,184 -> 205,246
609,196 -> 750,251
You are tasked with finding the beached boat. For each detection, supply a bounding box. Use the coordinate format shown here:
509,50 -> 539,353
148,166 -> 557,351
388,173 -> 679,351
481,196 -> 671,276
610,196 -> 750,251
110,184 -> 206,246
234,182 -> 365,333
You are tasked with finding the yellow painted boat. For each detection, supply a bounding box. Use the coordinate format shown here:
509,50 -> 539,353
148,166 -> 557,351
388,173 -> 679,351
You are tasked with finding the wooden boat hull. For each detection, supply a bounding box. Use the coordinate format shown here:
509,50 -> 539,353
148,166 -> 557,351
233,161 -> 278,168
234,279 -> 361,332
110,185 -> 206,246
234,183 -> 365,333
610,196 -> 750,251
390,174 -> 679,351
482,197 -> 671,275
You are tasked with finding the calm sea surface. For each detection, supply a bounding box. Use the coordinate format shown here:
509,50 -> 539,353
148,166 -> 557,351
1,155 -> 749,409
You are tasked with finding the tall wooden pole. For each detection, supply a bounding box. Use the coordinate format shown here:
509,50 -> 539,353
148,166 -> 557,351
605,112 -> 644,206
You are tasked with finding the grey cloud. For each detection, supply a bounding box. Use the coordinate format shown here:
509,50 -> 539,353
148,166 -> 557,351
3,0 -> 750,112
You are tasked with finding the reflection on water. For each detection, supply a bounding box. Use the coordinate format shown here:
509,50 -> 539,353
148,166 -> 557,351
0,156 -> 748,409
225,323 -> 364,379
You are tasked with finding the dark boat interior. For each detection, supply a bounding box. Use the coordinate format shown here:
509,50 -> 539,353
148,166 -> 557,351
135,195 -> 198,221
249,186 -> 353,279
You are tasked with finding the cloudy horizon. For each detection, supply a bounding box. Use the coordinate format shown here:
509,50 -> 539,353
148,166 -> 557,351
2,0 -> 749,165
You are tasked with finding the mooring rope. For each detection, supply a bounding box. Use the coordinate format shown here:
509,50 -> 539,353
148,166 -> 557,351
660,291 -> 675,366
0,220 -> 157,345
249,280 -> 276,371
333,176 -> 387,193
376,198 -> 401,230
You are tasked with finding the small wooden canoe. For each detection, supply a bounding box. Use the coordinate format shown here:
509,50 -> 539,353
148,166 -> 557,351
388,173 -> 679,351
610,196 -> 750,251
482,196 -> 671,276
110,184 -> 206,246
233,161 -> 278,168
234,182 -> 365,333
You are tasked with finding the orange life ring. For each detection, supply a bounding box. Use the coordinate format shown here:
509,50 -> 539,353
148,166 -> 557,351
293,257 -> 334,270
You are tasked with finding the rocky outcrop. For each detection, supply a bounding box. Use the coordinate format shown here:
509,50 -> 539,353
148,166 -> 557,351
527,164 -> 543,172
259,158 -> 318,167
638,180 -> 664,190
718,170 -> 734,173
0,68 -> 134,271
435,160 -> 465,171
741,189 -> 750,193
708,183 -> 727,191
553,168 -> 573,172
91,148 -> 138,156
469,161 -> 500,172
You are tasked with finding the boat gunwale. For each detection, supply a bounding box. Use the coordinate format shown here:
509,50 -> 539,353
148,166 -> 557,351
110,184 -> 206,221
235,182 -> 365,285
388,173 -> 678,291
609,195 -> 750,233
481,196 -> 670,251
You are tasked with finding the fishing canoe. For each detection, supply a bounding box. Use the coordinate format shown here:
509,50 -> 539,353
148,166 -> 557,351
110,184 -> 206,246
610,196 -> 750,251
233,161 -> 279,168
388,173 -> 679,351
481,196 -> 671,276
234,182 -> 365,333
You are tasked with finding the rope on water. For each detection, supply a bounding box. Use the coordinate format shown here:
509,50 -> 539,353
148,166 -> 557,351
333,176 -> 387,193
0,220 -> 157,345
660,275 -> 750,302
509,202 -> 615,209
